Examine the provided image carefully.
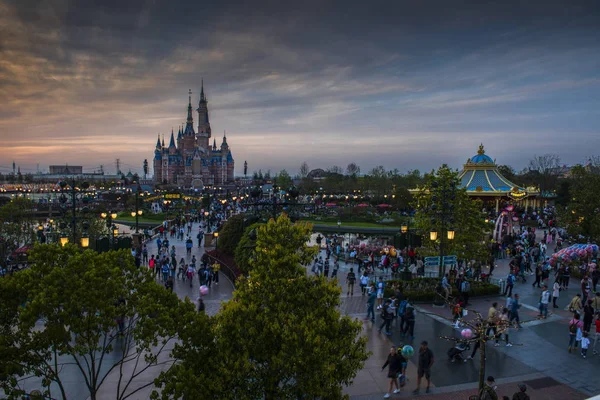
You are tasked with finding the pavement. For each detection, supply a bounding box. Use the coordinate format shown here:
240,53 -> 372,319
313,231 -> 598,399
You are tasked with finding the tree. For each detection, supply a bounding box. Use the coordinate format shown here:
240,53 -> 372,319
156,215 -> 369,399
299,161 -> 309,178
216,214 -> 246,255
0,245 -> 201,400
528,154 -> 561,194
143,159 -> 149,180
234,222 -> 263,274
346,163 -> 360,177
556,165 -> 600,242
275,169 -> 292,190
0,197 -> 35,251
413,166 -> 489,266
327,165 -> 344,175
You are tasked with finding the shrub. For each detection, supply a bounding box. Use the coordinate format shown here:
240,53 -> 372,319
382,278 -> 499,301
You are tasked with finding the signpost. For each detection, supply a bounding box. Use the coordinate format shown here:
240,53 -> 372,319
424,255 -> 456,267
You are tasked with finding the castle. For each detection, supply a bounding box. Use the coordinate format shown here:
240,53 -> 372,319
153,84 -> 234,188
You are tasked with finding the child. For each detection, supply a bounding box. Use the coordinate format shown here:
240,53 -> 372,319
453,300 -> 464,329
581,332 -> 590,358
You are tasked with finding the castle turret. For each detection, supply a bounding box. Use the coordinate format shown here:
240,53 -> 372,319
183,89 -> 195,136
220,131 -> 229,151
197,80 -> 211,151
168,130 -> 176,154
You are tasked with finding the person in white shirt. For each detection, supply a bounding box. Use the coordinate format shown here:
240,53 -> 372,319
539,285 -> 550,319
581,332 -> 590,358
552,281 -> 560,308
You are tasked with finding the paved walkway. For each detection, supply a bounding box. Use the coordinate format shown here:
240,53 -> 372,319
309,231 -> 598,399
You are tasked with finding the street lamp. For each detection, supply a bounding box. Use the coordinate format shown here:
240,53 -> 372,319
447,229 -> 455,240
401,225 -> 408,234
430,231 -> 438,241
214,231 -> 219,250
60,235 -> 69,247
428,177 -> 457,277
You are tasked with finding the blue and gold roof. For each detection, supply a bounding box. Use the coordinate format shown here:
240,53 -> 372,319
458,144 -> 525,194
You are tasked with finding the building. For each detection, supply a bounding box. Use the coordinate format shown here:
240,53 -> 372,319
457,144 -> 540,211
153,84 -> 234,188
49,165 -> 83,174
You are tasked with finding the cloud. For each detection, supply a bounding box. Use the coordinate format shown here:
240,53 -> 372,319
0,0 -> 599,175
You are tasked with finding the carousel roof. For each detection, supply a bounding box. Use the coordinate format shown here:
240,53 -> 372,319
458,144 -> 525,194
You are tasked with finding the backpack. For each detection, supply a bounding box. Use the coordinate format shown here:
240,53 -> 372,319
399,300 -> 408,315
405,305 -> 415,320
507,275 -> 514,285
569,322 -> 578,334
462,281 -> 471,292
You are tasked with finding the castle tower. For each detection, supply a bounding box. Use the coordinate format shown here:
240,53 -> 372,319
153,134 -> 162,183
197,80 -> 211,151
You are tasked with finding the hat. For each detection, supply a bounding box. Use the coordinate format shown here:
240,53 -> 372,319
518,383 -> 527,392
421,340 -> 428,345
487,376 -> 495,383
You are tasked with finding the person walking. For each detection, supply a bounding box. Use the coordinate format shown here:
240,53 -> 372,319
413,341 -> 434,395
346,267 -> 356,296
376,277 -> 385,310
381,346 -> 405,398
504,272 -> 515,297
538,285 -> 550,319
512,383 -> 530,400
581,332 -> 591,358
583,300 -> 594,333
359,271 -> 369,296
402,301 -> 416,338
509,294 -> 522,328
365,284 -> 376,323
460,278 -> 471,306
486,302 -> 499,337
593,313 -> 600,355
568,294 -> 583,314
552,280 -> 560,308
378,299 -> 396,336
568,313 -> 583,353
479,376 -> 499,400
495,308 -> 512,347
532,265 -> 542,288
441,274 -> 451,301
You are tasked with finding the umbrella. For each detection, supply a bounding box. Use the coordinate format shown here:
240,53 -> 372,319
356,203 -> 369,207
377,204 -> 391,208
325,202 -> 337,207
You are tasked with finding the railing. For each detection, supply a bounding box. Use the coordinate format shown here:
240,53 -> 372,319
204,252 -> 240,288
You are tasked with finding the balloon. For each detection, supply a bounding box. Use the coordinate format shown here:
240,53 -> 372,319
401,345 -> 414,358
461,328 -> 473,339
199,285 -> 209,296
390,247 -> 397,257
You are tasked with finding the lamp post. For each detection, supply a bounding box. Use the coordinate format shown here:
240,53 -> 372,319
400,223 -> 413,280
58,179 -> 91,247
131,183 -> 143,233
428,178 -> 457,278
213,231 -> 219,251
100,211 -> 118,249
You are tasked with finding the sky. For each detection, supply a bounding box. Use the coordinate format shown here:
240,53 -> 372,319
1,0 -> 599,177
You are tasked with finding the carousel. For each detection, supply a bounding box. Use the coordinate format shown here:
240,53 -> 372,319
458,144 -> 540,212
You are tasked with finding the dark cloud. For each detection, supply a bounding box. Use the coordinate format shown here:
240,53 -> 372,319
0,0 -> 599,174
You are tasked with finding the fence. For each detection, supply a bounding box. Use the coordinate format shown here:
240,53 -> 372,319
204,252 -> 240,288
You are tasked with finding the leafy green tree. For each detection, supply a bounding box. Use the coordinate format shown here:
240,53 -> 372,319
157,215 -> 369,399
413,166 -> 489,267
0,245 -> 200,400
557,165 -> 600,242
234,222 -> 263,274
216,214 -> 246,255
275,169 -> 293,190
0,197 -> 35,250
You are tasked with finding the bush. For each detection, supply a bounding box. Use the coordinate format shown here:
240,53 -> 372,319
382,278 -> 499,301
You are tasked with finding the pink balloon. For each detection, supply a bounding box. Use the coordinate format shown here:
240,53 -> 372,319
461,328 -> 473,339
199,285 -> 209,296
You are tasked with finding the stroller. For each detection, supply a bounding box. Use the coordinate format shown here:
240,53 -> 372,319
447,341 -> 471,363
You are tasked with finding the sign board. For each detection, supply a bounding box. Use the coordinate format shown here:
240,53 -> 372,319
424,255 -> 456,267
164,193 -> 182,199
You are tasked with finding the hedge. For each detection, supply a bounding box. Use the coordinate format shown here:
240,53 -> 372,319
382,277 -> 500,302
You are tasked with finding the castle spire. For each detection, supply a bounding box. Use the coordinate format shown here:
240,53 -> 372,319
213,138 -> 217,150
222,130 -> 228,146
186,89 -> 193,123
200,79 -> 205,102
169,130 -> 176,147
156,134 -> 161,148
161,134 -> 165,148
